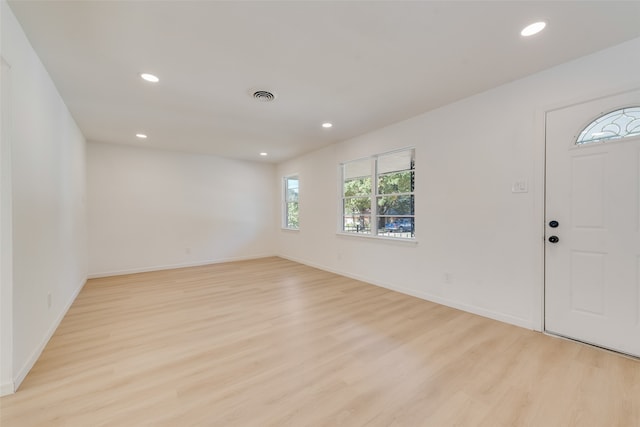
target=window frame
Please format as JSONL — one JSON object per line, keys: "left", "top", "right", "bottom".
{"left": 339, "top": 148, "right": 415, "bottom": 240}
{"left": 283, "top": 174, "right": 299, "bottom": 230}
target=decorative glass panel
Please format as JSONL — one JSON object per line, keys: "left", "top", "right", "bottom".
{"left": 576, "top": 106, "right": 640, "bottom": 145}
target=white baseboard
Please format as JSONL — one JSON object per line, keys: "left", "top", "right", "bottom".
{"left": 278, "top": 254, "right": 533, "bottom": 330}
{"left": 87, "top": 253, "right": 276, "bottom": 279}
{"left": 13, "top": 277, "right": 87, "bottom": 392}
{"left": 0, "top": 380, "right": 15, "bottom": 396}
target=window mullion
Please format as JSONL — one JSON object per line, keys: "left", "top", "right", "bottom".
{"left": 371, "top": 157, "right": 378, "bottom": 236}
{"left": 283, "top": 177, "right": 287, "bottom": 227}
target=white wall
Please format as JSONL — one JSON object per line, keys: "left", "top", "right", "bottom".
{"left": 87, "top": 142, "right": 276, "bottom": 277}
{"left": 1, "top": 0, "right": 88, "bottom": 394}
{"left": 1, "top": 11, "right": 14, "bottom": 395}
{"left": 277, "top": 37, "right": 640, "bottom": 331}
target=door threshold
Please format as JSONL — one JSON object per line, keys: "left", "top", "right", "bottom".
{"left": 543, "top": 331, "right": 639, "bottom": 361}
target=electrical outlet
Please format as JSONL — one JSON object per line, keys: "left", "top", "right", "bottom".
{"left": 186, "top": 247, "right": 191, "bottom": 254}
{"left": 47, "top": 292, "right": 52, "bottom": 309}
{"left": 511, "top": 180, "right": 528, "bottom": 193}
{"left": 444, "top": 273, "right": 452, "bottom": 284}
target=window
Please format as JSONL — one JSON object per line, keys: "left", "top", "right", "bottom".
{"left": 576, "top": 106, "right": 640, "bottom": 145}
{"left": 283, "top": 175, "right": 299, "bottom": 229}
{"left": 341, "top": 148, "right": 415, "bottom": 239}
{"left": 343, "top": 159, "right": 372, "bottom": 234}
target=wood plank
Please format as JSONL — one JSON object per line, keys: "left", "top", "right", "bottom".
{"left": 1, "top": 257, "right": 638, "bottom": 426}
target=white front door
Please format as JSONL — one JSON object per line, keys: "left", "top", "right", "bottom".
{"left": 545, "top": 89, "right": 640, "bottom": 357}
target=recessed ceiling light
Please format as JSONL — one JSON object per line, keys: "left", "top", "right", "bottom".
{"left": 259, "top": 152, "right": 268, "bottom": 156}
{"left": 140, "top": 73, "right": 159, "bottom": 83}
{"left": 521, "top": 21, "right": 546, "bottom": 37}
{"left": 136, "top": 133, "right": 147, "bottom": 139}
{"left": 322, "top": 122, "right": 333, "bottom": 128}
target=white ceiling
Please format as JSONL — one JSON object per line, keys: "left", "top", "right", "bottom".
{"left": 7, "top": 1, "right": 640, "bottom": 163}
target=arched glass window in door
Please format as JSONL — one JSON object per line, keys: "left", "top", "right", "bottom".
{"left": 576, "top": 106, "right": 640, "bottom": 145}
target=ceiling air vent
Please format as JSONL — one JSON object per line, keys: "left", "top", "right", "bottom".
{"left": 253, "top": 90, "right": 276, "bottom": 102}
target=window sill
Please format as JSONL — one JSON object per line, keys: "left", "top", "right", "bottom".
{"left": 336, "top": 231, "right": 418, "bottom": 245}
{"left": 281, "top": 227, "right": 300, "bottom": 232}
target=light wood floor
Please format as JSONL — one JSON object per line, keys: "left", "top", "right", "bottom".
{"left": 1, "top": 257, "right": 638, "bottom": 426}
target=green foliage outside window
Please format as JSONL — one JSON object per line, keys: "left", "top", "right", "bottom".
{"left": 285, "top": 176, "right": 299, "bottom": 229}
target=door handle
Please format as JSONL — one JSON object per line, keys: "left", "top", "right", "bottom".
{"left": 548, "top": 236, "right": 559, "bottom": 243}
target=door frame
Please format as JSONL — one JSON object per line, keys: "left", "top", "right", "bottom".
{"left": 538, "top": 85, "right": 640, "bottom": 334}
